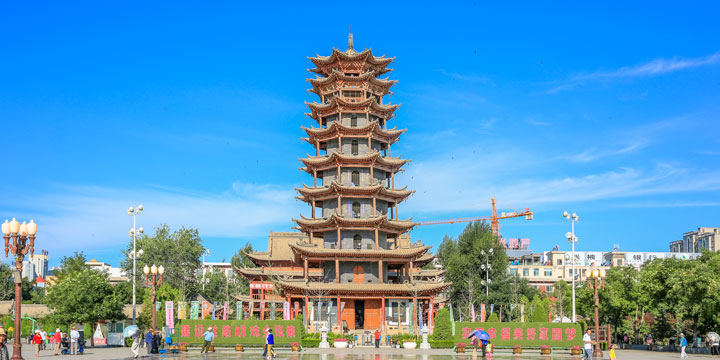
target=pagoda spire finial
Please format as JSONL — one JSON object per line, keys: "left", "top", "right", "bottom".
{"left": 347, "top": 26, "right": 354, "bottom": 53}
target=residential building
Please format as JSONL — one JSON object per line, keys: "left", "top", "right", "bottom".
{"left": 21, "top": 250, "right": 49, "bottom": 280}
{"left": 236, "top": 35, "right": 449, "bottom": 333}
{"left": 670, "top": 227, "right": 719, "bottom": 253}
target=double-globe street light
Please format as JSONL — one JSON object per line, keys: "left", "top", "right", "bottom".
{"left": 563, "top": 211, "right": 579, "bottom": 323}
{"left": 127, "top": 205, "right": 143, "bottom": 325}
{"left": 144, "top": 264, "right": 164, "bottom": 330}
{"left": 2, "top": 218, "right": 38, "bottom": 360}
{"left": 585, "top": 268, "right": 605, "bottom": 358}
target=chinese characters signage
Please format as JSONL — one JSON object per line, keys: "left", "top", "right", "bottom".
{"left": 456, "top": 322, "right": 582, "bottom": 347}
{"left": 176, "top": 319, "right": 302, "bottom": 345}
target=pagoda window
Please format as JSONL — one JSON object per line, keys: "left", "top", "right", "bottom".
{"left": 352, "top": 203, "right": 361, "bottom": 218}
{"left": 390, "top": 301, "right": 407, "bottom": 324}
{"left": 350, "top": 114, "right": 358, "bottom": 127}
{"left": 351, "top": 140, "right": 359, "bottom": 155}
{"left": 353, "top": 234, "right": 362, "bottom": 249}
{"left": 351, "top": 171, "right": 360, "bottom": 186}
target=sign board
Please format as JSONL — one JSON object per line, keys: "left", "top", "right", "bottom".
{"left": 455, "top": 322, "right": 583, "bottom": 347}
{"left": 175, "top": 319, "right": 302, "bottom": 345}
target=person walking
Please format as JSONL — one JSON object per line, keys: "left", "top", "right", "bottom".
{"left": 70, "top": 326, "right": 80, "bottom": 355}
{"left": 40, "top": 328, "right": 47, "bottom": 350}
{"left": 709, "top": 332, "right": 720, "bottom": 358}
{"left": 0, "top": 326, "right": 10, "bottom": 360}
{"left": 265, "top": 328, "right": 276, "bottom": 359}
{"left": 130, "top": 330, "right": 141, "bottom": 359}
{"left": 144, "top": 329, "right": 154, "bottom": 355}
{"left": 583, "top": 329, "right": 595, "bottom": 359}
{"left": 32, "top": 329, "right": 42, "bottom": 357}
{"left": 200, "top": 326, "right": 214, "bottom": 354}
{"left": 53, "top": 328, "right": 62, "bottom": 356}
{"left": 374, "top": 329, "right": 381, "bottom": 348}
{"left": 609, "top": 344, "right": 617, "bottom": 359}
{"left": 680, "top": 333, "right": 688, "bottom": 359}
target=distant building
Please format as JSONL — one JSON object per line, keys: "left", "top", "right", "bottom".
{"left": 507, "top": 249, "right": 699, "bottom": 292}
{"left": 21, "top": 250, "right": 49, "bottom": 280}
{"left": 86, "top": 259, "right": 129, "bottom": 284}
{"left": 670, "top": 227, "right": 719, "bottom": 253}
{"left": 200, "top": 262, "right": 235, "bottom": 279}
{"left": 503, "top": 238, "right": 530, "bottom": 250}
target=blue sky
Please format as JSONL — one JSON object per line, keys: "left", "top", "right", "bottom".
{"left": 1, "top": 2, "right": 719, "bottom": 267}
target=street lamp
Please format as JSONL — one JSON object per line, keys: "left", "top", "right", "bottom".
{"left": 128, "top": 204, "right": 144, "bottom": 325}
{"left": 480, "top": 248, "right": 494, "bottom": 297}
{"left": 144, "top": 264, "right": 164, "bottom": 330}
{"left": 202, "top": 249, "right": 210, "bottom": 291}
{"left": 563, "top": 211, "right": 579, "bottom": 323}
{"left": 2, "top": 218, "right": 38, "bottom": 360}
{"left": 585, "top": 268, "right": 605, "bottom": 358}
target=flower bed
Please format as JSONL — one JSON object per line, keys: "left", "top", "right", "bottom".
{"left": 455, "top": 342, "right": 467, "bottom": 353}
{"left": 540, "top": 345, "right": 552, "bottom": 354}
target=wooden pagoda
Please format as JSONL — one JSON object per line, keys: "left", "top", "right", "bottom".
{"left": 236, "top": 34, "right": 449, "bottom": 334}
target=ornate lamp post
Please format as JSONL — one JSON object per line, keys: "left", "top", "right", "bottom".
{"left": 127, "top": 204, "right": 143, "bottom": 325}
{"left": 2, "top": 218, "right": 38, "bottom": 360}
{"left": 144, "top": 264, "right": 164, "bottom": 330}
{"left": 563, "top": 211, "right": 579, "bottom": 323}
{"left": 480, "top": 248, "right": 493, "bottom": 297}
{"left": 585, "top": 268, "right": 605, "bottom": 358}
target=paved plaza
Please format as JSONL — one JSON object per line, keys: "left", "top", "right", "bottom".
{"left": 7, "top": 344, "right": 719, "bottom": 360}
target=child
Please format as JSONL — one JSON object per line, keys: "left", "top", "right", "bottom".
{"left": 609, "top": 343, "right": 617, "bottom": 359}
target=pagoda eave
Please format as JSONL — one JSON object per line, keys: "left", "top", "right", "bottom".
{"left": 276, "top": 280, "right": 450, "bottom": 297}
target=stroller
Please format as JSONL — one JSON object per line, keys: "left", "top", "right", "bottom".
{"left": 61, "top": 336, "right": 85, "bottom": 355}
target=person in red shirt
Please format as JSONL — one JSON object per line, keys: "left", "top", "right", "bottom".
{"left": 374, "top": 329, "right": 381, "bottom": 348}
{"left": 53, "top": 329, "right": 62, "bottom": 356}
{"left": 32, "top": 330, "right": 42, "bottom": 357}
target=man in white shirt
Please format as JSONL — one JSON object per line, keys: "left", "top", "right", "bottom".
{"left": 70, "top": 326, "right": 80, "bottom": 355}
{"left": 40, "top": 328, "right": 47, "bottom": 350}
{"left": 583, "top": 329, "right": 594, "bottom": 359}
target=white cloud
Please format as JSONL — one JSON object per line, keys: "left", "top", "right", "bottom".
{"left": 0, "top": 182, "right": 304, "bottom": 255}
{"left": 561, "top": 141, "right": 648, "bottom": 163}
{"left": 547, "top": 52, "right": 720, "bottom": 93}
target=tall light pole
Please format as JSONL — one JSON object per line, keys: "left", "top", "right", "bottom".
{"left": 563, "top": 211, "right": 578, "bottom": 323}
{"left": 128, "top": 204, "right": 143, "bottom": 325}
{"left": 2, "top": 218, "right": 38, "bottom": 360}
{"left": 480, "top": 248, "right": 493, "bottom": 297}
{"left": 585, "top": 268, "right": 605, "bottom": 358}
{"left": 144, "top": 264, "right": 164, "bottom": 330}
{"left": 202, "top": 249, "right": 210, "bottom": 291}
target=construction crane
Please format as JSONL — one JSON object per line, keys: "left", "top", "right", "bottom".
{"left": 415, "top": 198, "right": 534, "bottom": 239}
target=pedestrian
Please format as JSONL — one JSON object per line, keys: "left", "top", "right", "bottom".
{"left": 130, "top": 330, "right": 141, "bottom": 359}
{"left": 145, "top": 329, "right": 154, "bottom": 355}
{"left": 0, "top": 326, "right": 9, "bottom": 360}
{"left": 709, "top": 332, "right": 720, "bottom": 358}
{"left": 680, "top": 333, "right": 688, "bottom": 359}
{"left": 583, "top": 329, "right": 595, "bottom": 359}
{"left": 53, "top": 328, "right": 62, "bottom": 356}
{"left": 374, "top": 329, "right": 380, "bottom": 348}
{"left": 467, "top": 329, "right": 489, "bottom": 358}
{"left": 40, "top": 328, "right": 47, "bottom": 350}
{"left": 70, "top": 326, "right": 80, "bottom": 355}
{"left": 609, "top": 344, "right": 617, "bottom": 359}
{"left": 32, "top": 329, "right": 42, "bottom": 357}
{"left": 200, "top": 326, "right": 214, "bottom": 354}
{"left": 647, "top": 333, "right": 654, "bottom": 351}
{"left": 265, "top": 328, "right": 276, "bottom": 359}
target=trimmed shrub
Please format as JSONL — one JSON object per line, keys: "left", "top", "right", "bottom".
{"left": 433, "top": 308, "right": 452, "bottom": 340}
{"left": 429, "top": 339, "right": 455, "bottom": 348}
{"left": 486, "top": 313, "right": 499, "bottom": 322}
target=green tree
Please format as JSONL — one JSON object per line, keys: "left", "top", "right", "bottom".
{"left": 530, "top": 294, "right": 550, "bottom": 322}
{"left": 45, "top": 269, "right": 125, "bottom": 347}
{"left": 0, "top": 263, "right": 14, "bottom": 300}
{"left": 230, "top": 242, "right": 256, "bottom": 296}
{"left": 432, "top": 308, "right": 452, "bottom": 340}
{"left": 201, "top": 269, "right": 239, "bottom": 304}
{"left": 138, "top": 284, "right": 180, "bottom": 330}
{"left": 551, "top": 280, "right": 572, "bottom": 320}
{"left": 121, "top": 225, "right": 205, "bottom": 300}
{"left": 486, "top": 312, "right": 499, "bottom": 322}
{"left": 53, "top": 251, "right": 90, "bottom": 282}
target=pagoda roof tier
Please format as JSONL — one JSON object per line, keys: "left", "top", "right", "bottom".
{"left": 276, "top": 280, "right": 450, "bottom": 297}
{"left": 301, "top": 120, "right": 406, "bottom": 145}
{"left": 411, "top": 269, "right": 447, "bottom": 278}
{"left": 234, "top": 265, "right": 323, "bottom": 280}
{"left": 288, "top": 241, "right": 430, "bottom": 259}
{"left": 308, "top": 70, "right": 396, "bottom": 96}
{"left": 308, "top": 48, "right": 394, "bottom": 77}
{"left": 305, "top": 97, "right": 399, "bottom": 123}
{"left": 293, "top": 214, "right": 416, "bottom": 234}
{"left": 299, "top": 151, "right": 410, "bottom": 174}
{"left": 413, "top": 253, "right": 436, "bottom": 267}
{"left": 295, "top": 181, "right": 413, "bottom": 204}
{"left": 245, "top": 251, "right": 296, "bottom": 267}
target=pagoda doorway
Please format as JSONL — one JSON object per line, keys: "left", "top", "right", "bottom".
{"left": 354, "top": 300, "right": 365, "bottom": 329}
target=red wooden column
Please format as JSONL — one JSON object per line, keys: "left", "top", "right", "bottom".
{"left": 429, "top": 297, "right": 435, "bottom": 331}
{"left": 337, "top": 296, "right": 342, "bottom": 330}
{"left": 372, "top": 197, "right": 377, "bottom": 216}
{"left": 311, "top": 200, "right": 316, "bottom": 218}
{"left": 304, "top": 296, "right": 309, "bottom": 329}
{"left": 313, "top": 170, "right": 317, "bottom": 187}
{"left": 394, "top": 204, "right": 398, "bottom": 220}
{"left": 378, "top": 260, "right": 383, "bottom": 283}
{"left": 375, "top": 228, "right": 379, "bottom": 250}
{"left": 316, "top": 140, "right": 320, "bottom": 156}
{"left": 337, "top": 228, "right": 342, "bottom": 249}
{"left": 335, "top": 258, "right": 340, "bottom": 283}
{"left": 304, "top": 257, "right": 308, "bottom": 282}
{"left": 413, "top": 297, "right": 418, "bottom": 333}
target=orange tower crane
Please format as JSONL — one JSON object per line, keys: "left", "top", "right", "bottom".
{"left": 415, "top": 198, "right": 534, "bottom": 239}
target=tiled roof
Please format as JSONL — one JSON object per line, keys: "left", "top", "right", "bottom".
{"left": 276, "top": 280, "right": 450, "bottom": 296}
{"left": 289, "top": 241, "right": 430, "bottom": 259}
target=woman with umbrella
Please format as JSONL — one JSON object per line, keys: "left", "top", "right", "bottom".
{"left": 708, "top": 332, "right": 720, "bottom": 357}
{"left": 468, "top": 329, "right": 490, "bottom": 358}
{"left": 123, "top": 325, "right": 140, "bottom": 359}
